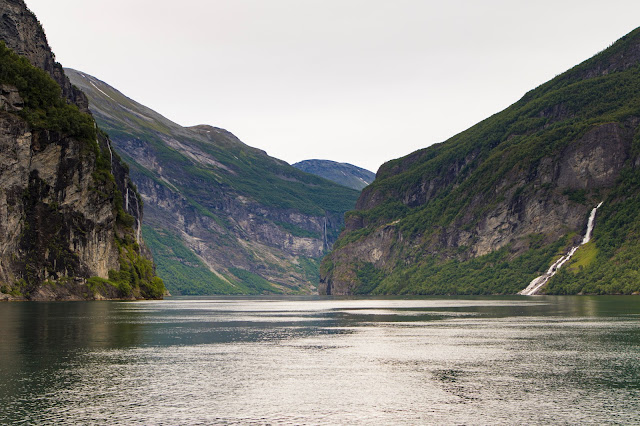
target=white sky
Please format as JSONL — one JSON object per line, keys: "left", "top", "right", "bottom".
{"left": 24, "top": 0, "right": 640, "bottom": 172}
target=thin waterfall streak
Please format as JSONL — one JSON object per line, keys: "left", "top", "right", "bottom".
{"left": 107, "top": 140, "right": 113, "bottom": 175}
{"left": 134, "top": 195, "right": 141, "bottom": 244}
{"left": 323, "top": 216, "right": 328, "bottom": 250}
{"left": 125, "top": 185, "right": 129, "bottom": 213}
{"left": 519, "top": 202, "right": 603, "bottom": 296}
{"left": 96, "top": 122, "right": 114, "bottom": 175}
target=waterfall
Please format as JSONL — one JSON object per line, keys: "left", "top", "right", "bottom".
{"left": 519, "top": 202, "right": 603, "bottom": 296}
{"left": 323, "top": 215, "right": 328, "bottom": 250}
{"left": 125, "top": 185, "right": 129, "bottom": 213}
{"left": 134, "top": 195, "right": 141, "bottom": 244}
{"left": 582, "top": 201, "right": 603, "bottom": 245}
{"left": 95, "top": 122, "right": 113, "bottom": 174}
{"left": 106, "top": 139, "right": 114, "bottom": 175}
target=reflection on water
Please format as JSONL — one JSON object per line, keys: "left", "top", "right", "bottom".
{"left": 1, "top": 296, "right": 639, "bottom": 424}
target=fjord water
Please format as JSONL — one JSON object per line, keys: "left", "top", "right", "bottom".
{"left": 1, "top": 297, "right": 639, "bottom": 425}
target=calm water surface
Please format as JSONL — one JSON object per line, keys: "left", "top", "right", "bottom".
{"left": 1, "top": 296, "right": 639, "bottom": 424}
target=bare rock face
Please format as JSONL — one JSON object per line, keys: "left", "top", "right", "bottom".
{"left": 0, "top": 84, "right": 23, "bottom": 112}
{"left": 556, "top": 123, "right": 632, "bottom": 189}
{"left": 0, "top": 104, "right": 120, "bottom": 290}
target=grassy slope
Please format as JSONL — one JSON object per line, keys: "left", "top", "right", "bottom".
{"left": 328, "top": 28, "right": 640, "bottom": 295}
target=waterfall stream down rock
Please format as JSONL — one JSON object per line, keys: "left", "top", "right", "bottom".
{"left": 519, "top": 202, "right": 603, "bottom": 295}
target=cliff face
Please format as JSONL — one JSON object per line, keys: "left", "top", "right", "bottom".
{"left": 67, "top": 70, "right": 359, "bottom": 295}
{"left": 321, "top": 27, "right": 640, "bottom": 296}
{"left": 0, "top": 0, "right": 163, "bottom": 300}
{"left": 0, "top": 0, "right": 88, "bottom": 111}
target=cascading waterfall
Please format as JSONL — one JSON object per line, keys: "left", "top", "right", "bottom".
{"left": 519, "top": 202, "right": 603, "bottom": 296}
{"left": 125, "top": 185, "right": 129, "bottom": 213}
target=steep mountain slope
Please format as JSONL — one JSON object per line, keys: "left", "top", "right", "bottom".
{"left": 0, "top": 0, "right": 163, "bottom": 300}
{"left": 67, "top": 69, "right": 360, "bottom": 295}
{"left": 293, "top": 160, "right": 375, "bottom": 190}
{"left": 321, "top": 27, "right": 640, "bottom": 296}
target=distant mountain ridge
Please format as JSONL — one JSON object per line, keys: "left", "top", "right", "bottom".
{"left": 67, "top": 69, "right": 359, "bottom": 295}
{"left": 321, "top": 26, "right": 640, "bottom": 296}
{"left": 293, "top": 160, "right": 375, "bottom": 190}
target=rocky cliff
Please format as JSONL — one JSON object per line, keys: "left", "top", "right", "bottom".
{"left": 293, "top": 160, "right": 376, "bottom": 190}
{"left": 321, "top": 27, "right": 640, "bottom": 296}
{"left": 1, "top": 0, "right": 87, "bottom": 111}
{"left": 0, "top": 0, "right": 163, "bottom": 300}
{"left": 66, "top": 70, "right": 359, "bottom": 295}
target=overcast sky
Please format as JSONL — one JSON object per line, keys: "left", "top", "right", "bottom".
{"left": 24, "top": 0, "right": 640, "bottom": 172}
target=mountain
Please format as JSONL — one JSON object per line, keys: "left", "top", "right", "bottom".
{"left": 320, "top": 27, "right": 640, "bottom": 296}
{"left": 66, "top": 70, "right": 360, "bottom": 295}
{"left": 0, "top": 0, "right": 163, "bottom": 300}
{"left": 292, "top": 160, "right": 375, "bottom": 190}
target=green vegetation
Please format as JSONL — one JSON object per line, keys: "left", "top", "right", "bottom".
{"left": 229, "top": 268, "right": 283, "bottom": 294}
{"left": 295, "top": 257, "right": 321, "bottom": 287}
{"left": 97, "top": 209, "right": 166, "bottom": 299}
{"left": 567, "top": 241, "right": 597, "bottom": 272}
{"left": 274, "top": 220, "right": 321, "bottom": 239}
{"left": 135, "top": 226, "right": 292, "bottom": 295}
{"left": 564, "top": 188, "right": 588, "bottom": 205}
{"left": 354, "top": 263, "right": 385, "bottom": 294}
{"left": 142, "top": 226, "right": 240, "bottom": 295}
{"left": 352, "top": 238, "right": 566, "bottom": 295}
{"left": 82, "top": 80, "right": 360, "bottom": 216}
{"left": 86, "top": 277, "right": 109, "bottom": 294}
{"left": 326, "top": 27, "right": 640, "bottom": 295}
{"left": 0, "top": 42, "right": 95, "bottom": 145}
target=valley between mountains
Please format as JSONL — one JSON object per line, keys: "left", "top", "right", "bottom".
{"left": 4, "top": 0, "right": 639, "bottom": 298}
{"left": 69, "top": 26, "right": 640, "bottom": 297}
{"left": 67, "top": 69, "right": 359, "bottom": 295}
